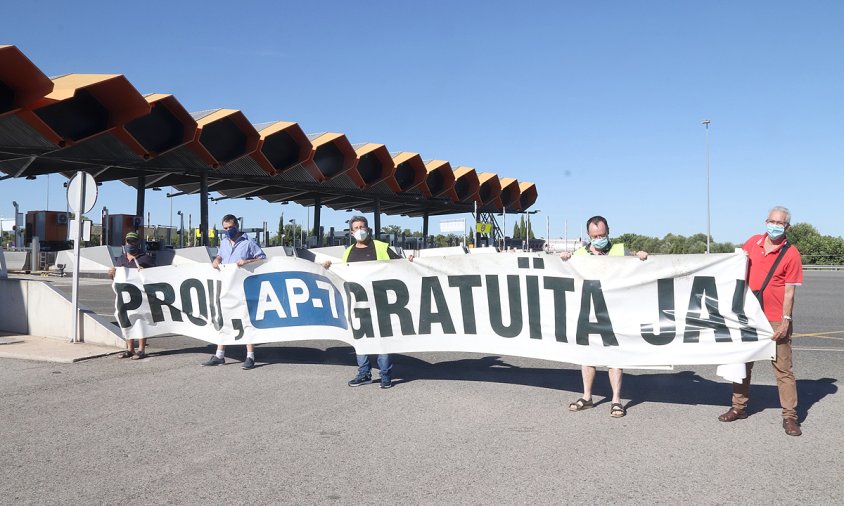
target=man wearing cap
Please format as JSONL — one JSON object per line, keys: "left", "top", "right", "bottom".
{"left": 559, "top": 215, "right": 648, "bottom": 418}
{"left": 109, "top": 232, "right": 156, "bottom": 360}
{"left": 718, "top": 206, "right": 804, "bottom": 436}
{"left": 322, "top": 215, "right": 412, "bottom": 389}
{"left": 201, "top": 214, "right": 267, "bottom": 370}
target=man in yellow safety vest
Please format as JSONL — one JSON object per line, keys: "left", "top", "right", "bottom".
{"left": 559, "top": 215, "right": 648, "bottom": 418}
{"left": 323, "top": 215, "right": 413, "bottom": 389}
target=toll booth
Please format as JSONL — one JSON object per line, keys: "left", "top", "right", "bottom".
{"left": 24, "top": 211, "right": 71, "bottom": 251}
{"left": 107, "top": 214, "right": 143, "bottom": 246}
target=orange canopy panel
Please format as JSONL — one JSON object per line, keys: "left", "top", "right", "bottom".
{"left": 477, "top": 172, "right": 502, "bottom": 211}
{"left": 452, "top": 166, "right": 481, "bottom": 204}
{"left": 517, "top": 181, "right": 538, "bottom": 211}
{"left": 424, "top": 160, "right": 458, "bottom": 202}
{"left": 351, "top": 143, "right": 394, "bottom": 189}
{"left": 27, "top": 74, "right": 150, "bottom": 147}
{"left": 118, "top": 94, "right": 198, "bottom": 159}
{"left": 301, "top": 132, "right": 357, "bottom": 184}
{"left": 193, "top": 109, "right": 260, "bottom": 168}
{"left": 498, "top": 177, "right": 521, "bottom": 211}
{"left": 0, "top": 45, "right": 53, "bottom": 117}
{"left": 257, "top": 121, "right": 312, "bottom": 173}
{"left": 391, "top": 152, "right": 428, "bottom": 196}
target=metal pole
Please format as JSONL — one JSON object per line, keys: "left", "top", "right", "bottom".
{"left": 200, "top": 168, "right": 209, "bottom": 247}
{"left": 502, "top": 207, "right": 506, "bottom": 250}
{"left": 177, "top": 211, "right": 184, "bottom": 248}
{"left": 474, "top": 201, "right": 480, "bottom": 247}
{"left": 373, "top": 196, "right": 381, "bottom": 240}
{"left": 703, "top": 119, "right": 711, "bottom": 254}
{"left": 70, "top": 172, "right": 85, "bottom": 343}
{"left": 422, "top": 211, "right": 429, "bottom": 249}
{"left": 313, "top": 196, "right": 322, "bottom": 247}
{"left": 169, "top": 194, "right": 173, "bottom": 246}
{"left": 564, "top": 219, "right": 568, "bottom": 253}
{"left": 527, "top": 212, "right": 531, "bottom": 251}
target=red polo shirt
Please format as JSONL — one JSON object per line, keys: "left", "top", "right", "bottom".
{"left": 743, "top": 233, "right": 803, "bottom": 321}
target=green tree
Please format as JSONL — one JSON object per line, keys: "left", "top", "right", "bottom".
{"left": 381, "top": 224, "right": 403, "bottom": 236}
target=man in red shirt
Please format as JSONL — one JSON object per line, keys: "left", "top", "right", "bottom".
{"left": 718, "top": 206, "right": 804, "bottom": 436}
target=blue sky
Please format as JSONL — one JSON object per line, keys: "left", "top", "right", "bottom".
{"left": 2, "top": 1, "right": 842, "bottom": 242}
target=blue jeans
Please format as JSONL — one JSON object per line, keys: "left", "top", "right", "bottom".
{"left": 356, "top": 354, "right": 392, "bottom": 380}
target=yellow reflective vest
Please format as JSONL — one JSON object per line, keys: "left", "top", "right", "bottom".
{"left": 342, "top": 240, "right": 391, "bottom": 262}
{"left": 573, "top": 242, "right": 626, "bottom": 256}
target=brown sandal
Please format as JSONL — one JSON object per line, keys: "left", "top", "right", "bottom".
{"left": 117, "top": 350, "right": 134, "bottom": 359}
{"left": 718, "top": 408, "right": 747, "bottom": 422}
{"left": 568, "top": 398, "right": 594, "bottom": 412}
{"left": 130, "top": 350, "right": 146, "bottom": 360}
{"left": 610, "top": 403, "right": 626, "bottom": 418}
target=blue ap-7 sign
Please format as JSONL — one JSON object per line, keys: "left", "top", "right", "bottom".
{"left": 244, "top": 272, "right": 347, "bottom": 329}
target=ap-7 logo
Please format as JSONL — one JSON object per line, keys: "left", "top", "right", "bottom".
{"left": 244, "top": 272, "right": 347, "bottom": 329}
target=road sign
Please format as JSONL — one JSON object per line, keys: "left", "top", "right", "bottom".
{"left": 66, "top": 172, "right": 97, "bottom": 214}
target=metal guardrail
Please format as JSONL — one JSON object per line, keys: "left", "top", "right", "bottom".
{"left": 803, "top": 264, "right": 844, "bottom": 271}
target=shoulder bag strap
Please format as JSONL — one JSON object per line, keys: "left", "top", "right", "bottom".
{"left": 757, "top": 242, "right": 790, "bottom": 296}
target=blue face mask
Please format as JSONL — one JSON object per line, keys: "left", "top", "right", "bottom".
{"left": 591, "top": 236, "right": 609, "bottom": 251}
{"left": 766, "top": 224, "right": 785, "bottom": 239}
{"left": 123, "top": 244, "right": 140, "bottom": 256}
{"left": 225, "top": 227, "right": 239, "bottom": 240}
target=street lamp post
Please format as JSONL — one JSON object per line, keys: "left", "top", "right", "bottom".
{"left": 525, "top": 210, "right": 540, "bottom": 251}
{"left": 703, "top": 119, "right": 711, "bottom": 254}
{"left": 176, "top": 211, "right": 184, "bottom": 248}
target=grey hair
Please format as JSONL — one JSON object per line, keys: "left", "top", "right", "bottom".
{"left": 348, "top": 215, "right": 369, "bottom": 229}
{"left": 768, "top": 206, "right": 791, "bottom": 224}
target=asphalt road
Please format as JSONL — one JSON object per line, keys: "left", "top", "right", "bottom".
{"left": 1, "top": 271, "right": 842, "bottom": 504}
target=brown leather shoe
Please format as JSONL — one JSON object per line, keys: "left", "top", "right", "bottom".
{"left": 783, "top": 418, "right": 802, "bottom": 436}
{"left": 718, "top": 408, "right": 748, "bottom": 422}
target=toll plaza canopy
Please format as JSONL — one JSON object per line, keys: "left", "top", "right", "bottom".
{"left": 0, "top": 45, "right": 538, "bottom": 229}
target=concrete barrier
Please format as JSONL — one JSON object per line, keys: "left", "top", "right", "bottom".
{"left": 0, "top": 278, "right": 123, "bottom": 347}
{"left": 54, "top": 246, "right": 116, "bottom": 274}
{"left": 3, "top": 251, "right": 29, "bottom": 271}
{"left": 263, "top": 246, "right": 297, "bottom": 259}
{"left": 171, "top": 247, "right": 213, "bottom": 265}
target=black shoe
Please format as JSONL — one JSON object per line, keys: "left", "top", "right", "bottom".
{"left": 201, "top": 355, "right": 225, "bottom": 366}
{"left": 348, "top": 374, "right": 372, "bottom": 387}
{"left": 242, "top": 357, "right": 255, "bottom": 370}
{"left": 379, "top": 377, "right": 393, "bottom": 389}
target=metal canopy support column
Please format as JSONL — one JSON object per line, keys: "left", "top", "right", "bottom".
{"left": 373, "top": 195, "right": 381, "bottom": 240}
{"left": 200, "top": 168, "right": 209, "bottom": 247}
{"left": 135, "top": 175, "right": 145, "bottom": 248}
{"left": 474, "top": 201, "right": 481, "bottom": 248}
{"left": 422, "top": 211, "right": 429, "bottom": 249}
{"left": 313, "top": 196, "right": 322, "bottom": 247}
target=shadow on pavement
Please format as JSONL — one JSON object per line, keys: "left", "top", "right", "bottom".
{"left": 149, "top": 342, "right": 840, "bottom": 422}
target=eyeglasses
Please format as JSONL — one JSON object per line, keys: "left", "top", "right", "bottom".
{"left": 766, "top": 220, "right": 788, "bottom": 226}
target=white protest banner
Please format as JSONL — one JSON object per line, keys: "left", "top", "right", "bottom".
{"left": 113, "top": 252, "right": 775, "bottom": 367}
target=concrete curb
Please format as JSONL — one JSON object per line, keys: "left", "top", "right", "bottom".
{"left": 0, "top": 334, "right": 119, "bottom": 363}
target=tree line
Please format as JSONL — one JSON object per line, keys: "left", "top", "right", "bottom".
{"left": 615, "top": 223, "right": 844, "bottom": 265}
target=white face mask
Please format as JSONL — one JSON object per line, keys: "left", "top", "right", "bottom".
{"left": 353, "top": 229, "right": 369, "bottom": 242}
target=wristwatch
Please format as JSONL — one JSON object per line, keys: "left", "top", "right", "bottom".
{"left": 782, "top": 315, "right": 793, "bottom": 321}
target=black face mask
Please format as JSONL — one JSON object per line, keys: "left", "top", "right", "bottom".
{"left": 123, "top": 244, "right": 141, "bottom": 256}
